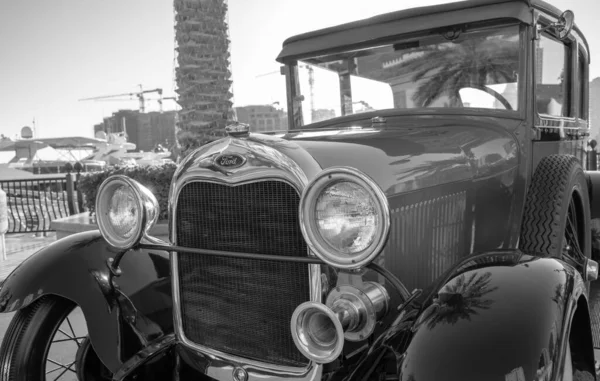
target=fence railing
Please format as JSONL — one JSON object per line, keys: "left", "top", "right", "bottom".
{"left": 0, "top": 172, "right": 83, "bottom": 234}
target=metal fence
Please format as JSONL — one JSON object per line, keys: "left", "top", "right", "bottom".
{"left": 0, "top": 173, "right": 83, "bottom": 234}
{"left": 590, "top": 149, "right": 600, "bottom": 171}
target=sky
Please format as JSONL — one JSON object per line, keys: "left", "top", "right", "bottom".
{"left": 0, "top": 0, "right": 599, "bottom": 139}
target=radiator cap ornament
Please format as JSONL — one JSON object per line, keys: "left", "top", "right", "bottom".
{"left": 225, "top": 121, "right": 250, "bottom": 137}
{"left": 233, "top": 367, "right": 248, "bottom": 381}
{"left": 215, "top": 153, "right": 246, "bottom": 169}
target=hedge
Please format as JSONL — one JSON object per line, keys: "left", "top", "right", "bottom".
{"left": 77, "top": 163, "right": 177, "bottom": 221}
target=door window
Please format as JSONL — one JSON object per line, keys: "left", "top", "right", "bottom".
{"left": 535, "top": 34, "right": 570, "bottom": 117}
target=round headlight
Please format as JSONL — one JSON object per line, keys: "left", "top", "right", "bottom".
{"left": 300, "top": 167, "right": 390, "bottom": 269}
{"left": 96, "top": 175, "right": 159, "bottom": 249}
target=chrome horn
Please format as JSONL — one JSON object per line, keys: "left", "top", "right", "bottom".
{"left": 290, "top": 282, "right": 389, "bottom": 363}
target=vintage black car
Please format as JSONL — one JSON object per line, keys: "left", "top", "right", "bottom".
{"left": 1, "top": 0, "right": 599, "bottom": 380}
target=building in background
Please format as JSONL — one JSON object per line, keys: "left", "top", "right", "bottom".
{"left": 94, "top": 110, "right": 176, "bottom": 152}
{"left": 535, "top": 40, "right": 544, "bottom": 84}
{"left": 234, "top": 105, "right": 288, "bottom": 133}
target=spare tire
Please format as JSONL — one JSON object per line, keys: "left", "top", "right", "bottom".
{"left": 519, "top": 154, "right": 591, "bottom": 261}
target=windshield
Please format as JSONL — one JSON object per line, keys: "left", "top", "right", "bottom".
{"left": 291, "top": 23, "right": 522, "bottom": 126}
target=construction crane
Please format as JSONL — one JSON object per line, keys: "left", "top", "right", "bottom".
{"left": 79, "top": 85, "right": 164, "bottom": 113}
{"left": 89, "top": 95, "right": 178, "bottom": 112}
{"left": 146, "top": 96, "right": 179, "bottom": 111}
{"left": 255, "top": 70, "right": 280, "bottom": 79}
{"left": 256, "top": 66, "right": 316, "bottom": 119}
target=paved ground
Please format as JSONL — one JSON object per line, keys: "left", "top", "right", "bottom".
{"left": 0, "top": 232, "right": 58, "bottom": 341}
{"left": 0, "top": 233, "right": 86, "bottom": 380}
{"left": 0, "top": 312, "right": 14, "bottom": 342}
{"left": 0, "top": 232, "right": 58, "bottom": 342}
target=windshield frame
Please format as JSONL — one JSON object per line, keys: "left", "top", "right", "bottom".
{"left": 284, "top": 20, "right": 529, "bottom": 130}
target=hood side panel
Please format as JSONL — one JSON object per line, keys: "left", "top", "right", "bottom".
{"left": 287, "top": 117, "right": 522, "bottom": 290}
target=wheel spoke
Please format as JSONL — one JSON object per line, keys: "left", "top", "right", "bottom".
{"left": 568, "top": 206, "right": 579, "bottom": 244}
{"left": 46, "top": 359, "right": 76, "bottom": 374}
{"left": 45, "top": 311, "right": 87, "bottom": 380}
{"left": 46, "top": 360, "right": 76, "bottom": 375}
{"left": 566, "top": 225, "right": 580, "bottom": 255}
{"left": 571, "top": 201, "right": 579, "bottom": 235}
{"left": 564, "top": 198, "right": 585, "bottom": 261}
{"left": 52, "top": 336, "right": 87, "bottom": 344}
{"left": 65, "top": 317, "right": 80, "bottom": 348}
{"left": 569, "top": 218, "right": 583, "bottom": 258}
{"left": 50, "top": 361, "right": 76, "bottom": 381}
{"left": 46, "top": 366, "right": 64, "bottom": 375}
{"left": 57, "top": 328, "right": 75, "bottom": 340}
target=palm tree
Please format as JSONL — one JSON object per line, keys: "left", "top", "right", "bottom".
{"left": 367, "top": 32, "right": 520, "bottom": 107}
{"left": 174, "top": 0, "right": 235, "bottom": 160}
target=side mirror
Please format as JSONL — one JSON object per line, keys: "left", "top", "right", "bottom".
{"left": 536, "top": 10, "right": 575, "bottom": 40}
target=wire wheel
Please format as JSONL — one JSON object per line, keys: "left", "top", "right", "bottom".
{"left": 563, "top": 192, "right": 588, "bottom": 264}
{"left": 44, "top": 306, "right": 86, "bottom": 380}
{"left": 0, "top": 296, "right": 110, "bottom": 381}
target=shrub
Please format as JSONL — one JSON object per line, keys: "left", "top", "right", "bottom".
{"left": 77, "top": 163, "right": 177, "bottom": 221}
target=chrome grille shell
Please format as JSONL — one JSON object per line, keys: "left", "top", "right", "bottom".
{"left": 169, "top": 135, "right": 323, "bottom": 380}
{"left": 176, "top": 180, "right": 310, "bottom": 367}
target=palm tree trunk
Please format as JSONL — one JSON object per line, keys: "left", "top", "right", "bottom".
{"left": 174, "top": 0, "right": 234, "bottom": 159}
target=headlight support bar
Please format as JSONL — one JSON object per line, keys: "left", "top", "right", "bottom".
{"left": 137, "top": 243, "right": 411, "bottom": 300}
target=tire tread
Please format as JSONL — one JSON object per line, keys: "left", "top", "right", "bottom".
{"left": 520, "top": 155, "right": 582, "bottom": 257}
{"left": 0, "top": 296, "right": 73, "bottom": 380}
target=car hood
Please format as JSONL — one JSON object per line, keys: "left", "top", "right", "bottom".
{"left": 270, "top": 114, "right": 521, "bottom": 195}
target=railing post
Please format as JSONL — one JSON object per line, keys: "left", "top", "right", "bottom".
{"left": 65, "top": 164, "right": 76, "bottom": 215}
{"left": 0, "top": 188, "right": 8, "bottom": 261}
{"left": 588, "top": 140, "right": 598, "bottom": 171}
{"left": 74, "top": 162, "right": 84, "bottom": 213}
{"left": 588, "top": 150, "right": 597, "bottom": 171}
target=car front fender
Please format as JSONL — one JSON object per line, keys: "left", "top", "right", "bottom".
{"left": 397, "top": 254, "right": 585, "bottom": 381}
{"left": 343, "top": 252, "right": 590, "bottom": 381}
{"left": 0, "top": 230, "right": 172, "bottom": 374}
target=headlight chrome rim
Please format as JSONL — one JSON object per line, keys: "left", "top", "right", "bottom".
{"left": 299, "top": 167, "right": 390, "bottom": 270}
{"left": 96, "top": 175, "right": 159, "bottom": 250}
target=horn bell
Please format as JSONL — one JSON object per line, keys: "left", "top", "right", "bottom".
{"left": 290, "top": 301, "right": 345, "bottom": 364}
{"left": 290, "top": 282, "right": 390, "bottom": 364}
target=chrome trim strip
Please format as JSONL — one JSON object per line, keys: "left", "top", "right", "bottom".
{"left": 169, "top": 137, "right": 322, "bottom": 380}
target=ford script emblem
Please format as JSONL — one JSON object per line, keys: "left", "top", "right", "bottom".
{"left": 215, "top": 153, "right": 246, "bottom": 168}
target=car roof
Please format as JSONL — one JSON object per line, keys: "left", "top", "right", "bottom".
{"left": 276, "top": 0, "right": 589, "bottom": 63}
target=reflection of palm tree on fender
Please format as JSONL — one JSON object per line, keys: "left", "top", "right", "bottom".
{"left": 425, "top": 271, "right": 499, "bottom": 329}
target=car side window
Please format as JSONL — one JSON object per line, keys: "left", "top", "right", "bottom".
{"left": 535, "top": 34, "right": 571, "bottom": 117}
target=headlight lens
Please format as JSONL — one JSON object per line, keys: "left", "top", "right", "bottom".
{"left": 108, "top": 185, "right": 139, "bottom": 239}
{"left": 96, "top": 175, "right": 159, "bottom": 249}
{"left": 316, "top": 182, "right": 378, "bottom": 253}
{"left": 300, "top": 167, "right": 389, "bottom": 269}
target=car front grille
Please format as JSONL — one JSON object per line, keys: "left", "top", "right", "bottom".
{"left": 175, "top": 181, "right": 310, "bottom": 367}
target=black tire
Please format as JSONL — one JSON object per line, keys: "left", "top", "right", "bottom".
{"left": 520, "top": 155, "right": 591, "bottom": 261}
{"left": 0, "top": 296, "right": 88, "bottom": 380}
